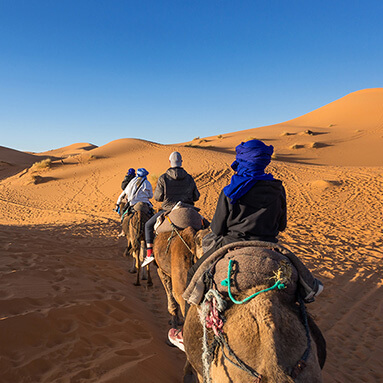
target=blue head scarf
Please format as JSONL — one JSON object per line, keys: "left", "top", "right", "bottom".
{"left": 223, "top": 140, "right": 274, "bottom": 204}
{"left": 128, "top": 168, "right": 136, "bottom": 176}
{"left": 137, "top": 168, "right": 149, "bottom": 178}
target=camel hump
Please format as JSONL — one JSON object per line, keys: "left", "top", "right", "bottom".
{"left": 183, "top": 242, "right": 300, "bottom": 306}
{"left": 133, "top": 202, "right": 151, "bottom": 215}
{"left": 214, "top": 246, "right": 299, "bottom": 303}
{"left": 156, "top": 207, "right": 204, "bottom": 233}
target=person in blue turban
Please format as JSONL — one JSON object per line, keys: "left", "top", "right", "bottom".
{"left": 168, "top": 139, "right": 288, "bottom": 350}
{"left": 121, "top": 168, "right": 136, "bottom": 190}
{"left": 115, "top": 168, "right": 153, "bottom": 236}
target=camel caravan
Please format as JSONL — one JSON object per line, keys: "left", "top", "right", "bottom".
{"left": 115, "top": 142, "right": 326, "bottom": 382}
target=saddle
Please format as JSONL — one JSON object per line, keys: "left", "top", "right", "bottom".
{"left": 121, "top": 202, "right": 153, "bottom": 235}
{"left": 183, "top": 241, "right": 323, "bottom": 306}
{"left": 155, "top": 203, "right": 208, "bottom": 233}
{"left": 132, "top": 201, "right": 153, "bottom": 216}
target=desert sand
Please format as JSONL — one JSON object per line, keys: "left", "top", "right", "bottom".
{"left": 0, "top": 88, "right": 382, "bottom": 382}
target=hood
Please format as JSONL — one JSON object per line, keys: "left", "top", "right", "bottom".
{"left": 166, "top": 167, "right": 188, "bottom": 180}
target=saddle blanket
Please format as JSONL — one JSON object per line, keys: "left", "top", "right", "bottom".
{"left": 183, "top": 241, "right": 322, "bottom": 306}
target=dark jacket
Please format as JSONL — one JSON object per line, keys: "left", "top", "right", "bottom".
{"left": 154, "top": 167, "right": 200, "bottom": 210}
{"left": 211, "top": 180, "right": 287, "bottom": 244}
{"left": 121, "top": 173, "right": 135, "bottom": 190}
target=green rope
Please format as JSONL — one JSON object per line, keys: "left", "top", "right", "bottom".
{"left": 221, "top": 259, "right": 286, "bottom": 305}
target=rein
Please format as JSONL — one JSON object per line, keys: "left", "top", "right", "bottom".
{"left": 200, "top": 289, "right": 262, "bottom": 383}
{"left": 290, "top": 295, "right": 311, "bottom": 379}
{"left": 221, "top": 259, "right": 286, "bottom": 305}
{"left": 165, "top": 216, "right": 193, "bottom": 254}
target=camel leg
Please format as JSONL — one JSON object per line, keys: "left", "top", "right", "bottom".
{"left": 170, "top": 237, "right": 194, "bottom": 318}
{"left": 146, "top": 265, "right": 153, "bottom": 287}
{"left": 128, "top": 257, "right": 137, "bottom": 273}
{"left": 157, "top": 268, "right": 179, "bottom": 326}
{"left": 183, "top": 361, "right": 198, "bottom": 383}
{"left": 133, "top": 251, "right": 141, "bottom": 286}
{"left": 139, "top": 243, "right": 153, "bottom": 287}
{"left": 140, "top": 266, "right": 148, "bottom": 280}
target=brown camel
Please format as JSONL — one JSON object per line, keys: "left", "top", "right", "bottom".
{"left": 122, "top": 202, "right": 153, "bottom": 286}
{"left": 154, "top": 224, "right": 326, "bottom": 381}
{"left": 153, "top": 226, "right": 198, "bottom": 327}
{"left": 182, "top": 244, "right": 325, "bottom": 383}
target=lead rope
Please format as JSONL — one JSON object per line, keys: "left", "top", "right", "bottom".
{"left": 200, "top": 290, "right": 226, "bottom": 383}
{"left": 166, "top": 216, "right": 193, "bottom": 254}
{"left": 200, "top": 290, "right": 262, "bottom": 383}
{"left": 221, "top": 259, "right": 286, "bottom": 305}
{"left": 290, "top": 295, "right": 311, "bottom": 379}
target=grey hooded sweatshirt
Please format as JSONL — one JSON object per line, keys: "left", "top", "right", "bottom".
{"left": 154, "top": 167, "right": 200, "bottom": 210}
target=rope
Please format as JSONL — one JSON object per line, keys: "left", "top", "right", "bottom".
{"left": 199, "top": 289, "right": 263, "bottom": 383}
{"left": 221, "top": 259, "right": 286, "bottom": 304}
{"left": 165, "top": 229, "right": 176, "bottom": 255}
{"left": 166, "top": 216, "right": 193, "bottom": 254}
{"left": 218, "top": 336, "right": 262, "bottom": 382}
{"left": 290, "top": 295, "right": 311, "bottom": 379}
{"left": 200, "top": 289, "right": 227, "bottom": 383}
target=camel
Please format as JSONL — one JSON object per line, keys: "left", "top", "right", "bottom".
{"left": 121, "top": 202, "right": 153, "bottom": 286}
{"left": 153, "top": 226, "right": 198, "bottom": 327}
{"left": 155, "top": 233, "right": 325, "bottom": 382}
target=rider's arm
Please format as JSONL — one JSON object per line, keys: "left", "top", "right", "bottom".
{"left": 116, "top": 189, "right": 126, "bottom": 205}
{"left": 154, "top": 175, "right": 165, "bottom": 202}
{"left": 210, "top": 190, "right": 229, "bottom": 236}
{"left": 192, "top": 178, "right": 200, "bottom": 202}
{"left": 278, "top": 186, "right": 287, "bottom": 232}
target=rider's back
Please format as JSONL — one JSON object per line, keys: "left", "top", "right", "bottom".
{"left": 154, "top": 167, "right": 200, "bottom": 210}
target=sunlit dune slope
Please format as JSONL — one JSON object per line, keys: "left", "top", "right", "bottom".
{"left": 37, "top": 142, "right": 98, "bottom": 158}
{"left": 181, "top": 88, "right": 383, "bottom": 166}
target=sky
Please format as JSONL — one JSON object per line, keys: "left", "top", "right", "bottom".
{"left": 1, "top": 0, "right": 382, "bottom": 152}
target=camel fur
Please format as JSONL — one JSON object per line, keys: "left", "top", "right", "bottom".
{"left": 153, "top": 226, "right": 197, "bottom": 326}
{"left": 122, "top": 202, "right": 153, "bottom": 287}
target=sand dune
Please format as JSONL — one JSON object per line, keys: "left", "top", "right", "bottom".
{"left": 180, "top": 88, "right": 383, "bottom": 166}
{"left": 0, "top": 89, "right": 382, "bottom": 382}
{"left": 38, "top": 143, "right": 98, "bottom": 158}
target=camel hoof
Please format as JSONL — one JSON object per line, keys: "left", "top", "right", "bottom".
{"left": 147, "top": 281, "right": 153, "bottom": 287}
{"left": 133, "top": 282, "right": 140, "bottom": 286}
{"left": 129, "top": 268, "right": 137, "bottom": 274}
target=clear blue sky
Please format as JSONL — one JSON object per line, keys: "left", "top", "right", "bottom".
{"left": 1, "top": 0, "right": 382, "bottom": 152}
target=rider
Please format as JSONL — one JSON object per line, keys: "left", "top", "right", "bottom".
{"left": 114, "top": 168, "right": 136, "bottom": 216}
{"left": 121, "top": 168, "right": 136, "bottom": 190}
{"left": 116, "top": 168, "right": 153, "bottom": 235}
{"left": 142, "top": 151, "right": 200, "bottom": 267}
{"left": 168, "top": 139, "right": 290, "bottom": 351}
